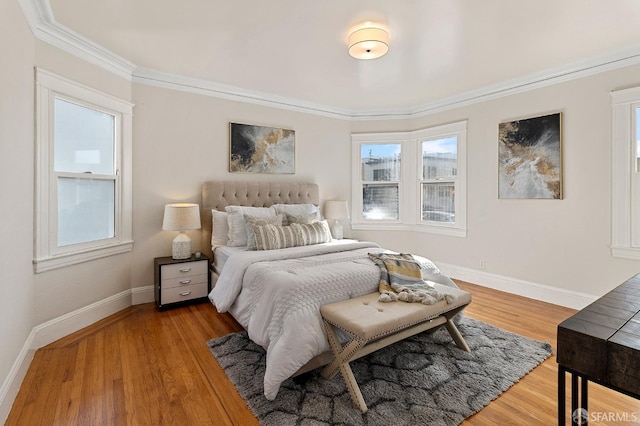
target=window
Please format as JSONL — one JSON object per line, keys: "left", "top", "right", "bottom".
{"left": 34, "top": 68, "right": 133, "bottom": 272}
{"left": 352, "top": 121, "right": 467, "bottom": 237}
{"left": 361, "top": 143, "right": 401, "bottom": 221}
{"left": 611, "top": 86, "right": 640, "bottom": 259}
{"left": 420, "top": 136, "right": 458, "bottom": 224}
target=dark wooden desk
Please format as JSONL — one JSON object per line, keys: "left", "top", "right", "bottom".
{"left": 557, "top": 274, "right": 640, "bottom": 425}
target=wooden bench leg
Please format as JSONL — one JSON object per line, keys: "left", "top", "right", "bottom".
{"left": 321, "top": 320, "right": 369, "bottom": 412}
{"left": 445, "top": 319, "right": 471, "bottom": 352}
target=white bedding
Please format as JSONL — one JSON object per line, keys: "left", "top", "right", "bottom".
{"left": 209, "top": 239, "right": 457, "bottom": 400}
{"left": 211, "top": 245, "right": 244, "bottom": 274}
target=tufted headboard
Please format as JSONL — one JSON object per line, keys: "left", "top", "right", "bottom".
{"left": 200, "top": 181, "right": 320, "bottom": 259}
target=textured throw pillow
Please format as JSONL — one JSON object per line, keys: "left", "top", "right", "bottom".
{"left": 244, "top": 214, "right": 283, "bottom": 250}
{"left": 253, "top": 224, "right": 298, "bottom": 250}
{"left": 225, "top": 206, "right": 276, "bottom": 247}
{"left": 211, "top": 210, "right": 229, "bottom": 246}
{"left": 273, "top": 204, "right": 321, "bottom": 221}
{"left": 284, "top": 212, "right": 318, "bottom": 225}
{"left": 291, "top": 220, "right": 332, "bottom": 246}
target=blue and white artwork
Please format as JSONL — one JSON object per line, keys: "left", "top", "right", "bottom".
{"left": 229, "top": 123, "right": 295, "bottom": 174}
{"left": 498, "top": 113, "right": 562, "bottom": 199}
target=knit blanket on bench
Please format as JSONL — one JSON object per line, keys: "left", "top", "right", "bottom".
{"left": 368, "top": 253, "right": 454, "bottom": 305}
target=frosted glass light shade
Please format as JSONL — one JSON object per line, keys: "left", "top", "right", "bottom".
{"left": 162, "top": 203, "right": 201, "bottom": 259}
{"left": 348, "top": 27, "right": 389, "bottom": 60}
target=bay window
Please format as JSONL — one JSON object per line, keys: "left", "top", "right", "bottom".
{"left": 352, "top": 121, "right": 467, "bottom": 237}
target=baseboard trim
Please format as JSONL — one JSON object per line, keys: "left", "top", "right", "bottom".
{"left": 0, "top": 330, "right": 35, "bottom": 424}
{"left": 31, "top": 289, "right": 132, "bottom": 349}
{"left": 1, "top": 289, "right": 132, "bottom": 422}
{"left": 439, "top": 262, "right": 596, "bottom": 310}
{"left": 132, "top": 285, "right": 154, "bottom": 305}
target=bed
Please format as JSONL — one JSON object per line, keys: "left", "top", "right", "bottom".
{"left": 201, "top": 180, "right": 461, "bottom": 400}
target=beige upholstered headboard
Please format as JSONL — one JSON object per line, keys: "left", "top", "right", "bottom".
{"left": 201, "top": 181, "right": 320, "bottom": 259}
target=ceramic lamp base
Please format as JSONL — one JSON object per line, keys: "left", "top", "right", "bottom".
{"left": 330, "top": 220, "right": 343, "bottom": 240}
{"left": 172, "top": 232, "right": 192, "bottom": 259}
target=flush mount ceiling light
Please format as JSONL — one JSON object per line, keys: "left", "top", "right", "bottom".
{"left": 348, "top": 25, "right": 389, "bottom": 60}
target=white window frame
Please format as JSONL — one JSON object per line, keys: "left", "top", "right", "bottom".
{"left": 611, "top": 86, "right": 640, "bottom": 259}
{"left": 34, "top": 68, "right": 134, "bottom": 273}
{"left": 352, "top": 120, "right": 467, "bottom": 237}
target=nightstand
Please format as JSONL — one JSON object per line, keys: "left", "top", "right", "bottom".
{"left": 154, "top": 255, "right": 211, "bottom": 309}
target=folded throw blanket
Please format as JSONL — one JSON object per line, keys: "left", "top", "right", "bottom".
{"left": 368, "top": 253, "right": 454, "bottom": 305}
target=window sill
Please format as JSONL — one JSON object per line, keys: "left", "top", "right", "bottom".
{"left": 352, "top": 223, "right": 467, "bottom": 238}
{"left": 33, "top": 240, "right": 133, "bottom": 273}
{"left": 611, "top": 246, "right": 640, "bottom": 261}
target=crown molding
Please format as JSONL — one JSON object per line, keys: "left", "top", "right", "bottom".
{"left": 17, "top": 0, "right": 136, "bottom": 80}
{"left": 17, "top": 0, "right": 640, "bottom": 120}
{"left": 132, "top": 67, "right": 354, "bottom": 120}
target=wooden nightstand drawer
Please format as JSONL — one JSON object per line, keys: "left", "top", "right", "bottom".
{"left": 161, "top": 273, "right": 208, "bottom": 290}
{"left": 161, "top": 282, "right": 208, "bottom": 304}
{"left": 160, "top": 260, "right": 208, "bottom": 280}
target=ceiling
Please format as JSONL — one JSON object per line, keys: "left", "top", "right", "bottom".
{"left": 46, "top": 0, "right": 640, "bottom": 116}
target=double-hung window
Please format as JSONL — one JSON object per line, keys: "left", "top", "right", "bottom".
{"left": 34, "top": 68, "right": 133, "bottom": 273}
{"left": 360, "top": 141, "right": 402, "bottom": 221}
{"left": 419, "top": 134, "right": 458, "bottom": 225}
{"left": 352, "top": 121, "right": 467, "bottom": 237}
{"left": 611, "top": 86, "right": 640, "bottom": 259}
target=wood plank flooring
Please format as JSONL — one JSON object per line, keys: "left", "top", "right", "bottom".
{"left": 6, "top": 281, "right": 640, "bottom": 425}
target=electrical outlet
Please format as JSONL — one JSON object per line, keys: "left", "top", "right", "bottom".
{"left": 479, "top": 259, "right": 486, "bottom": 270}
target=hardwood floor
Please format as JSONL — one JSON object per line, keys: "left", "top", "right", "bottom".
{"left": 6, "top": 281, "right": 640, "bottom": 425}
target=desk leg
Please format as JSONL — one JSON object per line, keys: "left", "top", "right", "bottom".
{"left": 582, "top": 377, "right": 588, "bottom": 425}
{"left": 572, "top": 373, "right": 579, "bottom": 425}
{"left": 559, "top": 365, "right": 566, "bottom": 426}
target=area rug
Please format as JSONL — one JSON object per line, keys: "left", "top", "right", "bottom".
{"left": 208, "top": 317, "right": 552, "bottom": 425}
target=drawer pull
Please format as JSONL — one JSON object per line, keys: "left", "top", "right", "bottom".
{"left": 179, "top": 267, "right": 191, "bottom": 273}
{"left": 179, "top": 291, "right": 192, "bottom": 297}
{"left": 179, "top": 280, "right": 192, "bottom": 285}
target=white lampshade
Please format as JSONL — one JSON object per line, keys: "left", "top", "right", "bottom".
{"left": 348, "top": 26, "right": 389, "bottom": 60}
{"left": 324, "top": 200, "right": 350, "bottom": 240}
{"left": 162, "top": 203, "right": 201, "bottom": 259}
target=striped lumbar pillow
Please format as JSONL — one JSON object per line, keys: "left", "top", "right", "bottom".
{"left": 253, "top": 220, "right": 332, "bottom": 250}
{"left": 253, "top": 223, "right": 298, "bottom": 250}
{"left": 291, "top": 220, "right": 332, "bottom": 246}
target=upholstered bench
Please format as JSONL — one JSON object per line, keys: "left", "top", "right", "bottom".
{"left": 320, "top": 283, "right": 472, "bottom": 412}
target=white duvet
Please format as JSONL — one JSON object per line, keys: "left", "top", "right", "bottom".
{"left": 209, "top": 240, "right": 457, "bottom": 400}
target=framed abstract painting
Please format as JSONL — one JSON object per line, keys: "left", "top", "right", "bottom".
{"left": 498, "top": 112, "right": 562, "bottom": 199}
{"left": 229, "top": 122, "right": 295, "bottom": 174}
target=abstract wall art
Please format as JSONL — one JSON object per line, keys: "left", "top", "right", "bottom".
{"left": 498, "top": 112, "right": 562, "bottom": 199}
{"left": 229, "top": 122, "right": 295, "bottom": 174}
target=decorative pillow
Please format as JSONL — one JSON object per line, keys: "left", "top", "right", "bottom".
{"left": 225, "top": 206, "right": 276, "bottom": 247}
{"left": 244, "top": 214, "right": 283, "bottom": 250}
{"left": 291, "top": 220, "right": 332, "bottom": 246}
{"left": 211, "top": 210, "right": 229, "bottom": 246}
{"left": 272, "top": 204, "right": 321, "bottom": 221}
{"left": 284, "top": 212, "right": 318, "bottom": 225}
{"left": 368, "top": 253, "right": 422, "bottom": 293}
{"left": 253, "top": 224, "right": 298, "bottom": 250}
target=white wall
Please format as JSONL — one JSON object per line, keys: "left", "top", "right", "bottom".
{"left": 0, "top": 0, "right": 36, "bottom": 420}
{"left": 351, "top": 64, "right": 640, "bottom": 300}
{"left": 130, "top": 83, "right": 353, "bottom": 289}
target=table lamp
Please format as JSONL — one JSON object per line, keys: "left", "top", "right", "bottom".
{"left": 162, "top": 203, "right": 201, "bottom": 259}
{"left": 324, "top": 200, "right": 350, "bottom": 240}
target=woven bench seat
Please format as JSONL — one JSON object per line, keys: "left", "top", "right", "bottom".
{"left": 320, "top": 283, "right": 472, "bottom": 412}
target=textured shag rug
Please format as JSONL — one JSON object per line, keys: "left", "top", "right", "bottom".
{"left": 208, "top": 317, "right": 552, "bottom": 425}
